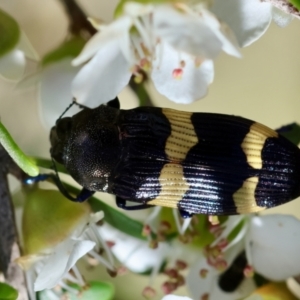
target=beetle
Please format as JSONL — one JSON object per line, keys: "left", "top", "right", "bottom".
{"left": 49, "top": 97, "right": 300, "bottom": 218}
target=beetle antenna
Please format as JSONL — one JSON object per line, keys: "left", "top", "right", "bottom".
{"left": 71, "top": 97, "right": 90, "bottom": 110}
{"left": 58, "top": 98, "right": 90, "bottom": 120}
{"left": 58, "top": 101, "right": 76, "bottom": 120}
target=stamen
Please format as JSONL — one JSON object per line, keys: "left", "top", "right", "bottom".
{"left": 164, "top": 268, "right": 179, "bottom": 279}
{"left": 162, "top": 281, "right": 178, "bottom": 294}
{"left": 180, "top": 217, "right": 192, "bottom": 235}
{"left": 64, "top": 271, "right": 81, "bottom": 284}
{"left": 176, "top": 260, "right": 187, "bottom": 270}
{"left": 172, "top": 68, "right": 183, "bottom": 79}
{"left": 90, "top": 223, "right": 115, "bottom": 267}
{"left": 212, "top": 215, "right": 244, "bottom": 247}
{"left": 172, "top": 208, "right": 182, "bottom": 234}
{"left": 131, "top": 35, "right": 145, "bottom": 60}
{"left": 133, "top": 17, "right": 152, "bottom": 51}
{"left": 209, "top": 215, "right": 219, "bottom": 225}
{"left": 70, "top": 265, "right": 85, "bottom": 286}
{"left": 142, "top": 224, "right": 152, "bottom": 237}
{"left": 201, "top": 293, "right": 209, "bottom": 300}
{"left": 88, "top": 250, "right": 115, "bottom": 272}
{"left": 158, "top": 221, "right": 172, "bottom": 233}
{"left": 134, "top": 72, "right": 144, "bottom": 83}
{"left": 199, "top": 268, "right": 208, "bottom": 278}
{"left": 59, "top": 281, "right": 79, "bottom": 294}
{"left": 244, "top": 265, "right": 254, "bottom": 278}
{"left": 140, "top": 57, "right": 151, "bottom": 71}
{"left": 144, "top": 206, "right": 162, "bottom": 233}
{"left": 142, "top": 286, "right": 156, "bottom": 299}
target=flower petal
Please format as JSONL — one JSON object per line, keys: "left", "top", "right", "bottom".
{"left": 72, "top": 16, "right": 132, "bottom": 66}
{"left": 34, "top": 239, "right": 95, "bottom": 291}
{"left": 71, "top": 39, "right": 131, "bottom": 107}
{"left": 272, "top": 7, "right": 293, "bottom": 28}
{"left": 246, "top": 215, "right": 300, "bottom": 281}
{"left": 39, "top": 59, "right": 81, "bottom": 128}
{"left": 153, "top": 5, "right": 223, "bottom": 59}
{"left": 124, "top": 2, "right": 153, "bottom": 17}
{"left": 161, "top": 296, "right": 193, "bottom": 300}
{"left": 18, "top": 30, "right": 39, "bottom": 61}
{"left": 99, "top": 224, "right": 170, "bottom": 273}
{"left": 0, "top": 48, "right": 25, "bottom": 80}
{"left": 151, "top": 42, "right": 214, "bottom": 103}
{"left": 211, "top": 0, "right": 272, "bottom": 47}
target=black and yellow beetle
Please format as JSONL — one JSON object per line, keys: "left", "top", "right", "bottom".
{"left": 49, "top": 97, "right": 300, "bottom": 218}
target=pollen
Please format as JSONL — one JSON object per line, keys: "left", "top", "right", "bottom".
{"left": 200, "top": 268, "right": 208, "bottom": 278}
{"left": 142, "top": 286, "right": 156, "bottom": 299}
{"left": 140, "top": 57, "right": 151, "bottom": 71}
{"left": 172, "top": 68, "right": 183, "bottom": 79}
{"left": 134, "top": 72, "right": 143, "bottom": 83}
{"left": 244, "top": 265, "right": 254, "bottom": 278}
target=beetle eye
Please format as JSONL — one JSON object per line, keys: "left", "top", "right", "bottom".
{"left": 56, "top": 117, "right": 72, "bottom": 139}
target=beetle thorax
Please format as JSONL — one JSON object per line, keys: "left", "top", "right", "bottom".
{"left": 64, "top": 120, "right": 121, "bottom": 192}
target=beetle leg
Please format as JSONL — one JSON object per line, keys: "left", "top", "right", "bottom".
{"left": 116, "top": 196, "right": 153, "bottom": 210}
{"left": 107, "top": 97, "right": 120, "bottom": 109}
{"left": 23, "top": 174, "right": 50, "bottom": 184}
{"left": 76, "top": 188, "right": 95, "bottom": 202}
{"left": 179, "top": 209, "right": 194, "bottom": 219}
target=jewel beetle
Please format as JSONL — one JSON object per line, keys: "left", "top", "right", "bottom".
{"left": 49, "top": 97, "right": 300, "bottom": 217}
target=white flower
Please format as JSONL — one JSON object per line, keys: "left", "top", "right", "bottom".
{"left": 98, "top": 223, "right": 170, "bottom": 273}
{"left": 17, "top": 188, "right": 116, "bottom": 299}
{"left": 161, "top": 295, "right": 193, "bottom": 300}
{"left": 71, "top": 1, "right": 241, "bottom": 105}
{"left": 32, "top": 238, "right": 96, "bottom": 291}
{"left": 0, "top": 31, "right": 38, "bottom": 81}
{"left": 38, "top": 58, "right": 81, "bottom": 128}
{"left": 211, "top": 0, "right": 293, "bottom": 47}
{"left": 187, "top": 216, "right": 256, "bottom": 300}
{"left": 187, "top": 214, "right": 300, "bottom": 300}
{"left": 246, "top": 214, "right": 300, "bottom": 281}
{"left": 20, "top": 210, "right": 114, "bottom": 299}
{"left": 72, "top": 0, "right": 292, "bottom": 106}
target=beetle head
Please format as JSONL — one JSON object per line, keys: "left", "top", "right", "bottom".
{"left": 50, "top": 105, "right": 121, "bottom": 192}
{"left": 50, "top": 117, "right": 72, "bottom": 164}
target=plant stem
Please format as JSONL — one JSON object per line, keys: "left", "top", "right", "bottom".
{"left": 0, "top": 145, "right": 28, "bottom": 299}
{"left": 59, "top": 0, "right": 97, "bottom": 36}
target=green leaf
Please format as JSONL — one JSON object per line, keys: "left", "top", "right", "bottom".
{"left": 191, "top": 214, "right": 215, "bottom": 248}
{"left": 69, "top": 281, "right": 114, "bottom": 300}
{"left": 129, "top": 79, "right": 153, "bottom": 106}
{"left": 42, "top": 37, "right": 85, "bottom": 66}
{"left": 114, "top": 0, "right": 169, "bottom": 17}
{"left": 0, "top": 9, "right": 20, "bottom": 57}
{"left": 0, "top": 122, "right": 39, "bottom": 176}
{"left": 27, "top": 158, "right": 147, "bottom": 240}
{"left": 288, "top": 0, "right": 300, "bottom": 10}
{"left": 57, "top": 182, "right": 147, "bottom": 240}
{"left": 32, "top": 156, "right": 68, "bottom": 173}
{"left": 39, "top": 281, "right": 114, "bottom": 300}
{"left": 227, "top": 218, "right": 245, "bottom": 242}
{"left": 22, "top": 188, "right": 90, "bottom": 254}
{"left": 276, "top": 123, "right": 300, "bottom": 146}
{"left": 89, "top": 197, "right": 146, "bottom": 240}
{"left": 0, "top": 282, "right": 18, "bottom": 300}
